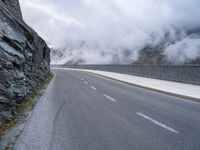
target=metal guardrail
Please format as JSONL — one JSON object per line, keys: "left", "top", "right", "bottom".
{"left": 51, "top": 65, "right": 200, "bottom": 85}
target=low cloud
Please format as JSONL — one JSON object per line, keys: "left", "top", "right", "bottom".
{"left": 19, "top": 0, "right": 200, "bottom": 64}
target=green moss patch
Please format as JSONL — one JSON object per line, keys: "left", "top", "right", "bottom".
{"left": 0, "top": 72, "right": 54, "bottom": 136}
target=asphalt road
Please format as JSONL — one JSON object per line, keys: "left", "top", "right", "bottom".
{"left": 14, "top": 69, "right": 200, "bottom": 150}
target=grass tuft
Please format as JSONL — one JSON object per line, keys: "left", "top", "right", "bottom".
{"left": 0, "top": 72, "right": 54, "bottom": 136}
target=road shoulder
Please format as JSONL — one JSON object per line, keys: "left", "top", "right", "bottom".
{"left": 0, "top": 72, "right": 54, "bottom": 150}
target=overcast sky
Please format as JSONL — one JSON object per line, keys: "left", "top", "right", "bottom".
{"left": 19, "top": 0, "right": 200, "bottom": 64}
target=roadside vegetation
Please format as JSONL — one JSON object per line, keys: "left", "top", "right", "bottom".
{"left": 0, "top": 72, "right": 54, "bottom": 136}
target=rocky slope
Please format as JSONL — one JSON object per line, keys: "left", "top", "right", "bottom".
{"left": 134, "top": 29, "right": 200, "bottom": 65}
{"left": 0, "top": 0, "right": 50, "bottom": 120}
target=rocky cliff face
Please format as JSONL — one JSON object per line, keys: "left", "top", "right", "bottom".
{"left": 2, "top": 0, "right": 22, "bottom": 19}
{"left": 0, "top": 0, "right": 50, "bottom": 120}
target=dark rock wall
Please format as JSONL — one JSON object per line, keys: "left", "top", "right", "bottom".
{"left": 1, "top": 0, "right": 22, "bottom": 19}
{"left": 0, "top": 0, "right": 50, "bottom": 120}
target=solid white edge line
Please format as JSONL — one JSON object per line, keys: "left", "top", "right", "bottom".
{"left": 103, "top": 94, "right": 117, "bottom": 102}
{"left": 90, "top": 86, "right": 97, "bottom": 90}
{"left": 136, "top": 112, "right": 179, "bottom": 134}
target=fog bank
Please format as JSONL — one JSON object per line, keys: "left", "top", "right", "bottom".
{"left": 19, "top": 0, "right": 200, "bottom": 64}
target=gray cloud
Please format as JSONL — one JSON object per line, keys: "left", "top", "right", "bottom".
{"left": 19, "top": 0, "right": 200, "bottom": 64}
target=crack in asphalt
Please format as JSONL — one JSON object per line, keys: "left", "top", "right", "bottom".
{"left": 18, "top": 137, "right": 30, "bottom": 150}
{"left": 49, "top": 99, "right": 67, "bottom": 150}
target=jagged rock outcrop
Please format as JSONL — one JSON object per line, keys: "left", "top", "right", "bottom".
{"left": 0, "top": 0, "right": 50, "bottom": 120}
{"left": 2, "top": 0, "right": 22, "bottom": 19}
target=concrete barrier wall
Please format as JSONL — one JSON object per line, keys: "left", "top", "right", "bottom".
{"left": 51, "top": 65, "right": 200, "bottom": 85}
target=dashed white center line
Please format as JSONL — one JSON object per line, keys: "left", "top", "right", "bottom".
{"left": 90, "top": 86, "right": 97, "bottom": 90}
{"left": 84, "top": 81, "right": 88, "bottom": 84}
{"left": 103, "top": 94, "right": 117, "bottom": 102}
{"left": 81, "top": 78, "right": 84, "bottom": 81}
{"left": 136, "top": 112, "right": 179, "bottom": 134}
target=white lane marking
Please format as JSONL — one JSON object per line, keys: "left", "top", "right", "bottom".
{"left": 90, "top": 86, "right": 97, "bottom": 90}
{"left": 84, "top": 81, "right": 88, "bottom": 84}
{"left": 103, "top": 94, "right": 117, "bottom": 102}
{"left": 136, "top": 112, "right": 179, "bottom": 134}
{"left": 81, "top": 78, "right": 84, "bottom": 81}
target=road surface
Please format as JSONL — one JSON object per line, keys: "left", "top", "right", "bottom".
{"left": 14, "top": 69, "right": 200, "bottom": 150}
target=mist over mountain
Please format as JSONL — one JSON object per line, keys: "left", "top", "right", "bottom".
{"left": 20, "top": 0, "right": 200, "bottom": 64}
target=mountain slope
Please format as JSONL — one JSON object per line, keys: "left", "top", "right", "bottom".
{"left": 0, "top": 0, "right": 50, "bottom": 120}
